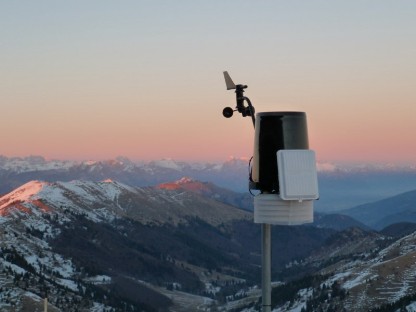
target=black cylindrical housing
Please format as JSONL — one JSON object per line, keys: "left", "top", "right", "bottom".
{"left": 251, "top": 112, "right": 309, "bottom": 193}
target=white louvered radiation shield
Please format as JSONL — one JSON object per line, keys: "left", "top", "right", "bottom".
{"left": 254, "top": 150, "right": 319, "bottom": 225}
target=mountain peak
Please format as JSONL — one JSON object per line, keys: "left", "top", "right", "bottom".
{"left": 1, "top": 180, "right": 46, "bottom": 205}
{"left": 176, "top": 177, "right": 195, "bottom": 184}
{"left": 148, "top": 158, "right": 184, "bottom": 170}
{"left": 102, "top": 178, "right": 115, "bottom": 183}
{"left": 0, "top": 180, "right": 49, "bottom": 216}
{"left": 156, "top": 177, "right": 209, "bottom": 192}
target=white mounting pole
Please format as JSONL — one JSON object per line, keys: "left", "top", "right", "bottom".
{"left": 44, "top": 298, "right": 48, "bottom": 312}
{"left": 262, "top": 223, "right": 271, "bottom": 312}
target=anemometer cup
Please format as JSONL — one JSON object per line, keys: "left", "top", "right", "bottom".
{"left": 223, "top": 107, "right": 234, "bottom": 118}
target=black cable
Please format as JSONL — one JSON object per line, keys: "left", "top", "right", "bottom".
{"left": 243, "top": 97, "right": 256, "bottom": 128}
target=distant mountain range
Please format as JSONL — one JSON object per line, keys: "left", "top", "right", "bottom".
{"left": 0, "top": 155, "right": 250, "bottom": 195}
{"left": 1, "top": 155, "right": 416, "bottom": 212}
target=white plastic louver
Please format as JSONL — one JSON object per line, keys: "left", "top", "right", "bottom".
{"left": 277, "top": 150, "right": 319, "bottom": 201}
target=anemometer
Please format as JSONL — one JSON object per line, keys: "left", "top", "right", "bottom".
{"left": 222, "top": 71, "right": 256, "bottom": 126}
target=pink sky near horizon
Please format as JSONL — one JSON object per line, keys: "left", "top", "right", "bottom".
{"left": 1, "top": 2, "right": 416, "bottom": 165}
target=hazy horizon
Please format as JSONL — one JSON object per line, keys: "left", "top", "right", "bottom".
{"left": 1, "top": 153, "right": 416, "bottom": 168}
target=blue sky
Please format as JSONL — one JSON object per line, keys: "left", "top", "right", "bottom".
{"left": 1, "top": 1, "right": 415, "bottom": 163}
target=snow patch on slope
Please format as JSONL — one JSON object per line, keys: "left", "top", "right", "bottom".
{"left": 150, "top": 158, "right": 183, "bottom": 170}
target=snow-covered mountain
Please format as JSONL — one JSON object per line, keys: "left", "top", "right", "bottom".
{"left": 0, "top": 179, "right": 252, "bottom": 311}
{"left": 2, "top": 155, "right": 415, "bottom": 176}
{"left": 0, "top": 155, "right": 246, "bottom": 176}
{"left": 3, "top": 178, "right": 416, "bottom": 310}
{"left": 2, "top": 155, "right": 416, "bottom": 213}
{"left": 0, "top": 179, "right": 250, "bottom": 226}
{"left": 0, "top": 178, "right": 340, "bottom": 311}
{"left": 0, "top": 155, "right": 75, "bottom": 173}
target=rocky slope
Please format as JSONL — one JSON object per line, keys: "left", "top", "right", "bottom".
{"left": 243, "top": 227, "right": 416, "bottom": 312}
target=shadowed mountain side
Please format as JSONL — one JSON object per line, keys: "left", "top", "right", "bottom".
{"left": 313, "top": 213, "right": 370, "bottom": 231}
{"left": 380, "top": 222, "right": 416, "bottom": 238}
{"left": 49, "top": 215, "right": 337, "bottom": 289}
{"left": 155, "top": 177, "right": 254, "bottom": 211}
{"left": 339, "top": 189, "right": 416, "bottom": 230}
{"left": 117, "top": 186, "right": 251, "bottom": 226}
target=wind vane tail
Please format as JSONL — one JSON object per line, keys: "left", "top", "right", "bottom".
{"left": 223, "top": 71, "right": 236, "bottom": 90}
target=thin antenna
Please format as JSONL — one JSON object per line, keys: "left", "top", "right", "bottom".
{"left": 223, "top": 71, "right": 236, "bottom": 90}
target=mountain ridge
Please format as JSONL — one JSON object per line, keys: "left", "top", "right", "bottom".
{"left": 2, "top": 155, "right": 416, "bottom": 213}
{"left": 340, "top": 189, "right": 416, "bottom": 230}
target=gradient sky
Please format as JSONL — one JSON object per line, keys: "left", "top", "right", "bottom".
{"left": 1, "top": 1, "right": 415, "bottom": 163}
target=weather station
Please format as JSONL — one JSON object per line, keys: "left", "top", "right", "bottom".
{"left": 222, "top": 71, "right": 319, "bottom": 312}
